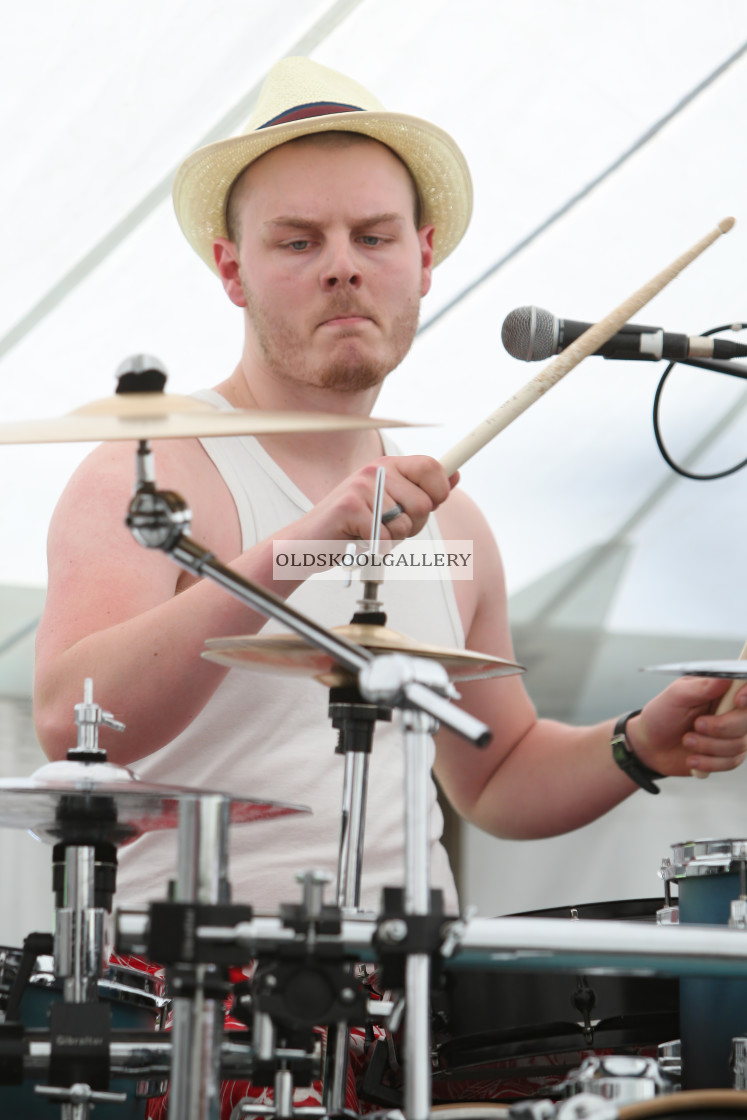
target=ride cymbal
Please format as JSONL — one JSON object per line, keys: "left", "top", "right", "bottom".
{"left": 203, "top": 621, "right": 524, "bottom": 687}
{"left": 0, "top": 391, "right": 413, "bottom": 444}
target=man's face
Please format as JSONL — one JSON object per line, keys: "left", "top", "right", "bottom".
{"left": 220, "top": 136, "right": 434, "bottom": 394}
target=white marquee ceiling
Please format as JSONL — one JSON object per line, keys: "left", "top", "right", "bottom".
{"left": 2, "top": 0, "right": 747, "bottom": 639}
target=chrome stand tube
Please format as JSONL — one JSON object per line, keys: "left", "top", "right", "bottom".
{"left": 402, "top": 709, "right": 437, "bottom": 1120}
{"left": 53, "top": 844, "right": 113, "bottom": 1120}
{"left": 336, "top": 751, "right": 370, "bottom": 912}
{"left": 55, "top": 845, "right": 107, "bottom": 1005}
{"left": 332, "top": 756, "right": 371, "bottom": 1109}
{"left": 325, "top": 690, "right": 380, "bottom": 1115}
{"left": 168, "top": 794, "right": 230, "bottom": 1120}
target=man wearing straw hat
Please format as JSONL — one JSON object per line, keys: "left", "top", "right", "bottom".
{"left": 35, "top": 58, "right": 747, "bottom": 925}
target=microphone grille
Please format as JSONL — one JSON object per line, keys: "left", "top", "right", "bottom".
{"left": 501, "top": 306, "right": 557, "bottom": 361}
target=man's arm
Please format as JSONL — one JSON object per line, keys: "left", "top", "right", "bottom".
{"left": 34, "top": 437, "right": 279, "bottom": 763}
{"left": 433, "top": 489, "right": 747, "bottom": 839}
{"left": 34, "top": 439, "right": 456, "bottom": 764}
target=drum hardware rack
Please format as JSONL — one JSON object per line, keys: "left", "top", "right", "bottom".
{"left": 5, "top": 403, "right": 747, "bottom": 1115}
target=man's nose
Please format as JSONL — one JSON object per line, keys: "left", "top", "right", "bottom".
{"left": 319, "top": 238, "right": 362, "bottom": 290}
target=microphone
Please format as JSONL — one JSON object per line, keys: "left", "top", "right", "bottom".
{"left": 501, "top": 305, "right": 747, "bottom": 363}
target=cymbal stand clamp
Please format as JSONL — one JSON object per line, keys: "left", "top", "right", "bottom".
{"left": 127, "top": 439, "right": 193, "bottom": 553}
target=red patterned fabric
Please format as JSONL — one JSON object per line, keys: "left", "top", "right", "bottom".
{"left": 113, "top": 954, "right": 385, "bottom": 1119}
{"left": 430, "top": 1043, "right": 663, "bottom": 1103}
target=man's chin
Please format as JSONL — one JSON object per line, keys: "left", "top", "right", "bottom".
{"left": 314, "top": 348, "right": 395, "bottom": 393}
{"left": 318, "top": 359, "right": 397, "bottom": 392}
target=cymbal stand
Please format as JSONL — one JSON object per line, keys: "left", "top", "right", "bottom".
{"left": 360, "top": 656, "right": 453, "bottom": 1120}
{"left": 333, "top": 466, "right": 389, "bottom": 916}
{"left": 37, "top": 679, "right": 131, "bottom": 1119}
{"left": 321, "top": 682, "right": 391, "bottom": 1116}
{"left": 54, "top": 680, "right": 125, "bottom": 1004}
{"left": 126, "top": 439, "right": 491, "bottom": 1120}
{"left": 167, "top": 792, "right": 232, "bottom": 1120}
{"left": 324, "top": 467, "right": 392, "bottom": 1114}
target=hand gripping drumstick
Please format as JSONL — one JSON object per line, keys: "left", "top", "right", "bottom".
{"left": 441, "top": 216, "right": 737, "bottom": 783}
{"left": 382, "top": 216, "right": 735, "bottom": 525}
{"left": 382, "top": 216, "right": 738, "bottom": 783}
{"left": 691, "top": 638, "right": 747, "bottom": 780}
{"left": 438, "top": 216, "right": 736, "bottom": 782}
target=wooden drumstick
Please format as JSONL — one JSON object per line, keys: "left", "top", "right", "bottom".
{"left": 715, "top": 641, "right": 747, "bottom": 715}
{"left": 438, "top": 217, "right": 735, "bottom": 478}
{"left": 691, "top": 638, "right": 747, "bottom": 779}
{"left": 435, "top": 215, "right": 736, "bottom": 783}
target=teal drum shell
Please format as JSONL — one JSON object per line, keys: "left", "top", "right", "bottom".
{"left": 664, "top": 839, "right": 747, "bottom": 1092}
{"left": 0, "top": 958, "right": 168, "bottom": 1119}
{"left": 431, "top": 898, "right": 679, "bottom": 1105}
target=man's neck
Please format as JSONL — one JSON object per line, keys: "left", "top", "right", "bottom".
{"left": 211, "top": 361, "right": 388, "bottom": 503}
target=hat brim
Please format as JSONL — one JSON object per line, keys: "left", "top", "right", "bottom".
{"left": 173, "top": 110, "right": 473, "bottom": 271}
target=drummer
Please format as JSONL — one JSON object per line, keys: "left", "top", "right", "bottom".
{"left": 34, "top": 57, "right": 747, "bottom": 922}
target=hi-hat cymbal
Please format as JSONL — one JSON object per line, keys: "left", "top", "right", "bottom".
{"left": 0, "top": 391, "right": 413, "bottom": 444}
{"left": 644, "top": 660, "right": 747, "bottom": 679}
{"left": 0, "top": 758, "right": 309, "bottom": 845}
{"left": 203, "top": 622, "right": 524, "bottom": 687}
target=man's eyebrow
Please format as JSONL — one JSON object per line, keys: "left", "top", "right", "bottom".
{"left": 354, "top": 212, "right": 406, "bottom": 226}
{"left": 264, "top": 212, "right": 406, "bottom": 229}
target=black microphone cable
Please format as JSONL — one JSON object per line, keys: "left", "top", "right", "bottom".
{"left": 653, "top": 322, "right": 747, "bottom": 480}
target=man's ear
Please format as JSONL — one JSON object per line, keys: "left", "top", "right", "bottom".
{"left": 418, "top": 225, "right": 435, "bottom": 297}
{"left": 214, "top": 238, "right": 247, "bottom": 308}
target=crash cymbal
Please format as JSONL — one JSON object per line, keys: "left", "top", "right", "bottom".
{"left": 0, "top": 391, "right": 413, "bottom": 444}
{"left": 0, "top": 758, "right": 309, "bottom": 845}
{"left": 203, "top": 621, "right": 524, "bottom": 687}
{"left": 644, "top": 660, "right": 747, "bottom": 679}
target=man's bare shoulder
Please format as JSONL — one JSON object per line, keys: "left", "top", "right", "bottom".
{"left": 55, "top": 436, "right": 241, "bottom": 559}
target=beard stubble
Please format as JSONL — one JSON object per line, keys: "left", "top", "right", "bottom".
{"left": 242, "top": 282, "right": 421, "bottom": 393}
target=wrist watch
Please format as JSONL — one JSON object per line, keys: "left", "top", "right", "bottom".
{"left": 610, "top": 709, "right": 664, "bottom": 795}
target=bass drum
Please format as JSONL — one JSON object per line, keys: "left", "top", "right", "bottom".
{"left": 432, "top": 898, "right": 679, "bottom": 1104}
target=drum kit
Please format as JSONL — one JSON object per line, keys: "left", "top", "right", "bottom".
{"left": 0, "top": 359, "right": 747, "bottom": 1120}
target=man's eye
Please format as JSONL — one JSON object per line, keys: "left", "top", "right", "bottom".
{"left": 288, "top": 240, "right": 310, "bottom": 251}
{"left": 359, "top": 236, "right": 381, "bottom": 246}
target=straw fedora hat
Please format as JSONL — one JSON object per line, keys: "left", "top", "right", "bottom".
{"left": 173, "top": 56, "right": 473, "bottom": 272}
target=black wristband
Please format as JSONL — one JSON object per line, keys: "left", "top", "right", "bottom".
{"left": 610, "top": 709, "right": 664, "bottom": 795}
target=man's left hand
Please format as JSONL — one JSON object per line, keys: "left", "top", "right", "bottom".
{"left": 625, "top": 675, "right": 747, "bottom": 777}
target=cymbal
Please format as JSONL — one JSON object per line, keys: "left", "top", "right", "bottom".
{"left": 644, "top": 660, "right": 747, "bottom": 679}
{"left": 0, "top": 758, "right": 309, "bottom": 845}
{"left": 203, "top": 621, "right": 524, "bottom": 687}
{"left": 0, "top": 391, "right": 413, "bottom": 444}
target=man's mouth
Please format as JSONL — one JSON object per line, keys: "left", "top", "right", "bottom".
{"left": 321, "top": 314, "right": 370, "bottom": 327}
{"left": 317, "top": 306, "right": 374, "bottom": 329}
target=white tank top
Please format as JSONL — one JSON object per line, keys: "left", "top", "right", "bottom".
{"left": 115, "top": 391, "right": 465, "bottom": 915}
